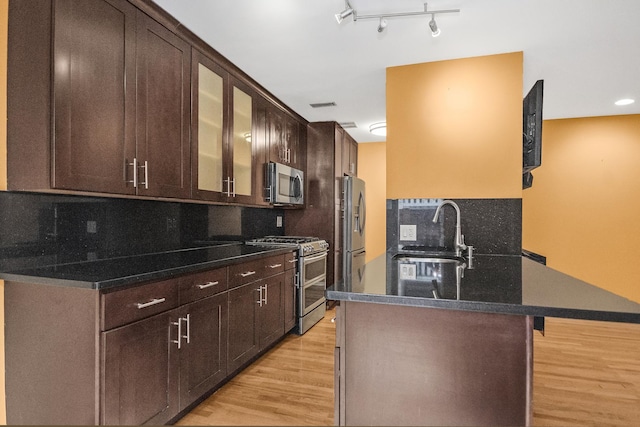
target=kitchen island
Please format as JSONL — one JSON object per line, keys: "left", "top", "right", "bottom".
{"left": 327, "top": 253, "right": 640, "bottom": 426}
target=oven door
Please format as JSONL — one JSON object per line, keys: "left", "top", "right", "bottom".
{"left": 299, "top": 251, "right": 327, "bottom": 316}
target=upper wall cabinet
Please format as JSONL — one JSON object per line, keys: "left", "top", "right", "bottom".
{"left": 8, "top": 0, "right": 191, "bottom": 198}
{"left": 266, "top": 106, "right": 303, "bottom": 170}
{"left": 191, "top": 48, "right": 257, "bottom": 204}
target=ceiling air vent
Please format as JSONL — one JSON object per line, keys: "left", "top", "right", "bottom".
{"left": 339, "top": 122, "right": 357, "bottom": 129}
{"left": 309, "top": 102, "right": 337, "bottom": 108}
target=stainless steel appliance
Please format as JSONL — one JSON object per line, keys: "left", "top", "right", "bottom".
{"left": 246, "top": 236, "right": 329, "bottom": 334}
{"left": 265, "top": 162, "right": 304, "bottom": 206}
{"left": 343, "top": 176, "right": 367, "bottom": 287}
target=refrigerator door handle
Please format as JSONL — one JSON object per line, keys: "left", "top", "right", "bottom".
{"left": 359, "top": 191, "right": 366, "bottom": 235}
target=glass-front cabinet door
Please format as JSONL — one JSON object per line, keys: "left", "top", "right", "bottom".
{"left": 192, "top": 49, "right": 256, "bottom": 203}
{"left": 191, "top": 49, "right": 228, "bottom": 202}
{"left": 197, "top": 63, "right": 224, "bottom": 193}
{"left": 232, "top": 85, "right": 253, "bottom": 199}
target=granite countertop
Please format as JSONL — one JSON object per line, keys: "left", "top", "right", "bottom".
{"left": 0, "top": 243, "right": 293, "bottom": 290}
{"left": 327, "top": 253, "right": 640, "bottom": 324}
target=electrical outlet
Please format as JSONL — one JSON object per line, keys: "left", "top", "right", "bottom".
{"left": 86, "top": 220, "right": 97, "bottom": 234}
{"left": 399, "top": 263, "right": 417, "bottom": 280}
{"left": 276, "top": 215, "right": 283, "bottom": 228}
{"left": 400, "top": 224, "right": 417, "bottom": 241}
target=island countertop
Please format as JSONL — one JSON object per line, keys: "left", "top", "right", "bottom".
{"left": 0, "top": 243, "right": 293, "bottom": 290}
{"left": 327, "top": 253, "right": 640, "bottom": 324}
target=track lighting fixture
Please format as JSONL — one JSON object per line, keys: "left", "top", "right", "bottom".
{"left": 335, "top": 2, "right": 459, "bottom": 36}
{"left": 335, "top": 1, "right": 354, "bottom": 24}
{"left": 377, "top": 17, "right": 387, "bottom": 33}
{"left": 428, "top": 16, "right": 440, "bottom": 37}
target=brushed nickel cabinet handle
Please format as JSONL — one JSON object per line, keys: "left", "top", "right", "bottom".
{"left": 183, "top": 314, "right": 190, "bottom": 344}
{"left": 136, "top": 297, "right": 166, "bottom": 309}
{"left": 197, "top": 281, "right": 219, "bottom": 289}
{"left": 240, "top": 271, "right": 256, "bottom": 278}
{"left": 172, "top": 318, "right": 182, "bottom": 349}
{"left": 269, "top": 263, "right": 282, "bottom": 269}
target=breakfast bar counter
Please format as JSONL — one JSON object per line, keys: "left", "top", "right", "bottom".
{"left": 327, "top": 254, "right": 640, "bottom": 426}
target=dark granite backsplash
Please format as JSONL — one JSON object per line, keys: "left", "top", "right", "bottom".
{"left": 0, "top": 192, "right": 284, "bottom": 271}
{"left": 387, "top": 198, "right": 522, "bottom": 255}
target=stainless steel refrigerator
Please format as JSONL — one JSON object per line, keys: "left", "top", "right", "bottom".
{"left": 343, "top": 176, "right": 366, "bottom": 288}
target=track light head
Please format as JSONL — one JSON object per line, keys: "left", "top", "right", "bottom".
{"left": 377, "top": 18, "right": 387, "bottom": 33}
{"left": 428, "top": 16, "right": 440, "bottom": 37}
{"left": 335, "top": 7, "right": 354, "bottom": 24}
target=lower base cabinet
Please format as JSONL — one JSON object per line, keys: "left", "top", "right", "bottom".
{"left": 227, "top": 273, "right": 285, "bottom": 373}
{"left": 102, "top": 293, "right": 229, "bottom": 425}
{"left": 179, "top": 293, "right": 228, "bottom": 411}
{"left": 102, "top": 309, "right": 181, "bottom": 425}
{"left": 5, "top": 252, "right": 296, "bottom": 425}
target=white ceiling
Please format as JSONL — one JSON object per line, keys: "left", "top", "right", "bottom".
{"left": 152, "top": 0, "right": 640, "bottom": 143}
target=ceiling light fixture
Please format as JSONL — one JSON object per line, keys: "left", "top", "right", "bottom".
{"left": 335, "top": 1, "right": 355, "bottom": 24}
{"left": 428, "top": 16, "right": 440, "bottom": 37}
{"left": 615, "top": 98, "right": 635, "bottom": 106}
{"left": 369, "top": 122, "right": 387, "bottom": 136}
{"left": 335, "top": 2, "right": 460, "bottom": 36}
{"left": 377, "top": 17, "right": 387, "bottom": 33}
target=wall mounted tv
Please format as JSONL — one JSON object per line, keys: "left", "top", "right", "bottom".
{"left": 523, "top": 79, "right": 544, "bottom": 174}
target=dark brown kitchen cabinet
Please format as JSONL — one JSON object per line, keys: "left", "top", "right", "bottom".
{"left": 258, "top": 273, "right": 285, "bottom": 348}
{"left": 178, "top": 293, "right": 229, "bottom": 411}
{"left": 102, "top": 309, "right": 180, "bottom": 425}
{"left": 50, "top": 0, "right": 137, "bottom": 194}
{"left": 134, "top": 11, "right": 191, "bottom": 199}
{"left": 7, "top": 0, "right": 190, "bottom": 198}
{"left": 286, "top": 122, "right": 357, "bottom": 288}
{"left": 266, "top": 105, "right": 305, "bottom": 170}
{"left": 227, "top": 281, "right": 260, "bottom": 372}
{"left": 342, "top": 132, "right": 358, "bottom": 177}
{"left": 284, "top": 251, "right": 298, "bottom": 332}
{"left": 191, "top": 48, "right": 258, "bottom": 204}
{"left": 227, "top": 254, "right": 286, "bottom": 372}
{"left": 5, "top": 252, "right": 294, "bottom": 425}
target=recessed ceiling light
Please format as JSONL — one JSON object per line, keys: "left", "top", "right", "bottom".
{"left": 615, "top": 98, "right": 635, "bottom": 106}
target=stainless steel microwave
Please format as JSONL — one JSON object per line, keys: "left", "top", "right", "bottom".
{"left": 265, "top": 162, "right": 304, "bottom": 205}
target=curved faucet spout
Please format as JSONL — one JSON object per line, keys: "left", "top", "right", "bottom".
{"left": 432, "top": 200, "right": 467, "bottom": 256}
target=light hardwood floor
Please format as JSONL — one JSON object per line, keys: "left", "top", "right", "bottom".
{"left": 177, "top": 309, "right": 640, "bottom": 426}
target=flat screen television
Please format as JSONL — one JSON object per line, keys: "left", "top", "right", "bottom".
{"left": 523, "top": 79, "right": 544, "bottom": 174}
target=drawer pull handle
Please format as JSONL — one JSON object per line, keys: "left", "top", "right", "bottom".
{"left": 197, "top": 281, "right": 219, "bottom": 289}
{"left": 288, "top": 259, "right": 297, "bottom": 264}
{"left": 240, "top": 271, "right": 256, "bottom": 278}
{"left": 136, "top": 298, "right": 166, "bottom": 309}
{"left": 269, "top": 263, "right": 282, "bottom": 269}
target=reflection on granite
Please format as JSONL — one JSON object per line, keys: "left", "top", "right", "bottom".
{"left": 0, "top": 243, "right": 292, "bottom": 290}
{"left": 328, "top": 254, "right": 640, "bottom": 323}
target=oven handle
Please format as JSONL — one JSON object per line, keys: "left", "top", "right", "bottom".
{"left": 302, "top": 251, "right": 328, "bottom": 264}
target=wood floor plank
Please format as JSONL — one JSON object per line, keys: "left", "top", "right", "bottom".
{"left": 176, "top": 308, "right": 336, "bottom": 426}
{"left": 177, "top": 309, "right": 640, "bottom": 426}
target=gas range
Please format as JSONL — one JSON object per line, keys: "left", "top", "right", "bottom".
{"left": 246, "top": 236, "right": 329, "bottom": 256}
{"left": 246, "top": 235, "right": 329, "bottom": 335}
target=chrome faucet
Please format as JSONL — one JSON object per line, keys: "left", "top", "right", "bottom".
{"left": 432, "top": 200, "right": 468, "bottom": 257}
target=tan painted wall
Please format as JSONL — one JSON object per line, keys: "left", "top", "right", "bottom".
{"left": 356, "top": 142, "right": 386, "bottom": 262}
{"left": 522, "top": 115, "right": 640, "bottom": 303}
{"left": 386, "top": 52, "right": 523, "bottom": 199}
{"left": 1, "top": 0, "right": 8, "bottom": 422}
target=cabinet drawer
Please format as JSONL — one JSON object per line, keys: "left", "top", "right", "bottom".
{"left": 229, "top": 259, "right": 265, "bottom": 289}
{"left": 102, "top": 279, "right": 179, "bottom": 330}
{"left": 284, "top": 251, "right": 297, "bottom": 270}
{"left": 179, "top": 267, "right": 228, "bottom": 305}
{"left": 263, "top": 254, "right": 285, "bottom": 276}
